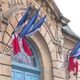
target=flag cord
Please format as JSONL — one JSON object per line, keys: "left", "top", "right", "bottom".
{"left": 67, "top": 49, "right": 72, "bottom": 79}
{"left": 67, "top": 49, "right": 72, "bottom": 59}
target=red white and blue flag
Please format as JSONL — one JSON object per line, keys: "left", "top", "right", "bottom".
{"left": 12, "top": 34, "right": 20, "bottom": 55}
{"left": 22, "top": 37, "right": 32, "bottom": 56}
{"left": 11, "top": 7, "right": 46, "bottom": 56}
{"left": 67, "top": 41, "right": 80, "bottom": 75}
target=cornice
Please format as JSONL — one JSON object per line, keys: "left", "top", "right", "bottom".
{"left": 46, "top": 0, "right": 70, "bottom": 25}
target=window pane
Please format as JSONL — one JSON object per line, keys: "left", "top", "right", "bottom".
{"left": 16, "top": 72, "right": 23, "bottom": 79}
{"left": 30, "top": 56, "right": 36, "bottom": 67}
{"left": 25, "top": 73, "right": 31, "bottom": 80}
{"left": 12, "top": 71, "right": 15, "bottom": 78}
{"left": 11, "top": 40, "right": 37, "bottom": 68}
{"left": 18, "top": 54, "right": 23, "bottom": 63}
{"left": 23, "top": 55, "right": 29, "bottom": 64}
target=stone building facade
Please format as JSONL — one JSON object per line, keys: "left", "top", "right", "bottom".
{"left": 0, "top": 0, "right": 80, "bottom": 80}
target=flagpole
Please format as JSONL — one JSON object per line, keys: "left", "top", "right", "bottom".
{"left": 6, "top": 15, "right": 46, "bottom": 54}
{"left": 5, "top": 8, "right": 40, "bottom": 53}
{"left": 0, "top": 41, "right": 12, "bottom": 49}
{"left": 76, "top": 75, "right": 77, "bottom": 80}
{"left": 3, "top": 25, "right": 15, "bottom": 52}
{"left": 6, "top": 2, "right": 45, "bottom": 52}
{"left": 2, "top": 31, "right": 12, "bottom": 52}
{"left": 5, "top": 42, "right": 12, "bottom": 52}
{"left": 3, "top": 4, "right": 32, "bottom": 53}
{"left": 66, "top": 49, "right": 71, "bottom": 80}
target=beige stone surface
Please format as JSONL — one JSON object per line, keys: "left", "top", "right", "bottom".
{"left": 0, "top": 0, "right": 80, "bottom": 80}
{"left": 31, "top": 33, "right": 53, "bottom": 80}
{"left": 0, "top": 54, "right": 11, "bottom": 65}
{"left": 64, "top": 38, "right": 75, "bottom": 49}
{"left": 0, "top": 64, "right": 11, "bottom": 76}
{"left": 50, "top": 26, "right": 56, "bottom": 38}
{"left": 0, "top": 75, "right": 11, "bottom": 80}
{"left": 53, "top": 68, "right": 66, "bottom": 78}
{"left": 51, "top": 51, "right": 57, "bottom": 60}
{"left": 40, "top": 26, "right": 47, "bottom": 37}
{"left": 48, "top": 41, "right": 55, "bottom": 52}
{"left": 44, "top": 32, "right": 51, "bottom": 44}
{"left": 54, "top": 77, "right": 65, "bottom": 80}
{"left": 52, "top": 60, "right": 63, "bottom": 69}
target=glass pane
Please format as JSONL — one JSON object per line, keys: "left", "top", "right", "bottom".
{"left": 25, "top": 73, "right": 31, "bottom": 80}
{"left": 11, "top": 39, "right": 37, "bottom": 68}
{"left": 12, "top": 71, "right": 15, "bottom": 78}
{"left": 12, "top": 69, "right": 23, "bottom": 80}
{"left": 16, "top": 72, "right": 23, "bottom": 80}
{"left": 18, "top": 54, "right": 23, "bottom": 63}
{"left": 23, "top": 55, "right": 29, "bottom": 64}
{"left": 11, "top": 54, "right": 18, "bottom": 62}
{"left": 25, "top": 72, "right": 39, "bottom": 80}
{"left": 30, "top": 56, "right": 36, "bottom": 67}
{"left": 31, "top": 76, "right": 39, "bottom": 80}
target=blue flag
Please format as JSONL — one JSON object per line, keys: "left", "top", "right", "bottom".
{"left": 12, "top": 5, "right": 31, "bottom": 34}
{"left": 19, "top": 8, "right": 40, "bottom": 38}
{"left": 71, "top": 40, "right": 80, "bottom": 56}
{"left": 77, "top": 55, "right": 80, "bottom": 59}
{"left": 26, "top": 16, "right": 46, "bottom": 36}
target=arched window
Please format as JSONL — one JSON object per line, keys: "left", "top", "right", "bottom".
{"left": 11, "top": 38, "right": 40, "bottom": 80}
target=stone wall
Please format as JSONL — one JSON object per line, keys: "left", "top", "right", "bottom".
{"left": 0, "top": 0, "right": 79, "bottom": 80}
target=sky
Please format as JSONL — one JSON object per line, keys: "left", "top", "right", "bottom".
{"left": 54, "top": 0, "right": 80, "bottom": 37}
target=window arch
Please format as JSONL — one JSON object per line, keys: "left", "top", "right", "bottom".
{"left": 11, "top": 38, "right": 40, "bottom": 80}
